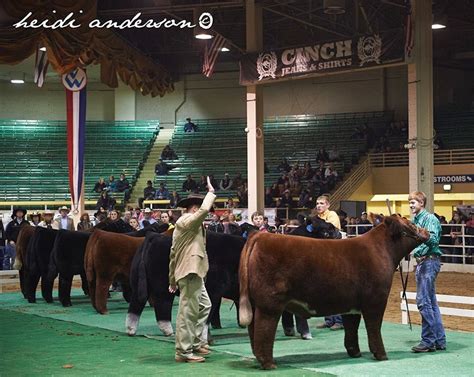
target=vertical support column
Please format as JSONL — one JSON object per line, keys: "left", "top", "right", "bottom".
{"left": 246, "top": 0, "right": 264, "bottom": 214}
{"left": 407, "top": 0, "right": 434, "bottom": 211}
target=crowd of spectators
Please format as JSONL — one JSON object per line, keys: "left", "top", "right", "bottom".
{"left": 92, "top": 173, "right": 131, "bottom": 209}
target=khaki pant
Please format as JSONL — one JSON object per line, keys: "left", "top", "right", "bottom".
{"left": 176, "top": 273, "right": 211, "bottom": 356}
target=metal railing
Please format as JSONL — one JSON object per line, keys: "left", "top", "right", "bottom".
{"left": 369, "top": 148, "right": 474, "bottom": 168}
{"left": 345, "top": 223, "right": 473, "bottom": 265}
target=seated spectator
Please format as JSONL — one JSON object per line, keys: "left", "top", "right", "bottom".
{"left": 328, "top": 145, "right": 341, "bottom": 162}
{"left": 297, "top": 189, "right": 311, "bottom": 208}
{"left": 208, "top": 214, "right": 224, "bottom": 233}
{"left": 347, "top": 217, "right": 357, "bottom": 236}
{"left": 129, "top": 217, "right": 140, "bottom": 231}
{"left": 139, "top": 180, "right": 156, "bottom": 208}
{"left": 154, "top": 183, "right": 170, "bottom": 200}
{"left": 140, "top": 208, "right": 157, "bottom": 229}
{"left": 223, "top": 213, "right": 241, "bottom": 235}
{"left": 302, "top": 162, "right": 313, "bottom": 179}
{"left": 77, "top": 213, "right": 93, "bottom": 231}
{"left": 116, "top": 173, "right": 131, "bottom": 202}
{"left": 225, "top": 197, "right": 236, "bottom": 209}
{"left": 280, "top": 191, "right": 295, "bottom": 208}
{"left": 316, "top": 148, "right": 329, "bottom": 162}
{"left": 231, "top": 172, "right": 244, "bottom": 190}
{"left": 161, "top": 145, "right": 177, "bottom": 160}
{"left": 93, "top": 177, "right": 107, "bottom": 193}
{"left": 169, "top": 191, "right": 181, "bottom": 209}
{"left": 182, "top": 174, "right": 197, "bottom": 192}
{"left": 96, "top": 190, "right": 116, "bottom": 211}
{"left": 274, "top": 198, "right": 284, "bottom": 208}
{"left": 277, "top": 158, "right": 291, "bottom": 173}
{"left": 337, "top": 210, "right": 348, "bottom": 233}
{"left": 324, "top": 163, "right": 338, "bottom": 190}
{"left": 109, "top": 210, "right": 120, "bottom": 222}
{"left": 107, "top": 175, "right": 117, "bottom": 192}
{"left": 155, "top": 159, "right": 171, "bottom": 176}
{"left": 184, "top": 117, "right": 197, "bottom": 132}
{"left": 265, "top": 187, "right": 274, "bottom": 207}
{"left": 374, "top": 136, "right": 389, "bottom": 153}
{"left": 209, "top": 174, "right": 219, "bottom": 191}
{"left": 237, "top": 183, "right": 248, "bottom": 207}
{"left": 219, "top": 173, "right": 233, "bottom": 191}
{"left": 358, "top": 212, "right": 372, "bottom": 234}
{"left": 197, "top": 175, "right": 207, "bottom": 192}
{"left": 122, "top": 211, "right": 132, "bottom": 224}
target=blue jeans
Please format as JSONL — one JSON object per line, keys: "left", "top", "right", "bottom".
{"left": 415, "top": 257, "right": 446, "bottom": 348}
{"left": 3, "top": 243, "right": 15, "bottom": 270}
{"left": 325, "top": 315, "right": 343, "bottom": 326}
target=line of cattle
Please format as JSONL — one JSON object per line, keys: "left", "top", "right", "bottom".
{"left": 13, "top": 214, "right": 428, "bottom": 369}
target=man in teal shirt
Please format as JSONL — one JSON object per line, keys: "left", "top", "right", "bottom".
{"left": 409, "top": 191, "right": 446, "bottom": 353}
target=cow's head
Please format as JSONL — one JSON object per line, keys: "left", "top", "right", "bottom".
{"left": 381, "top": 214, "right": 429, "bottom": 243}
{"left": 307, "top": 216, "right": 339, "bottom": 239}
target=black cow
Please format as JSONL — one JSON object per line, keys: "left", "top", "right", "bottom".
{"left": 24, "top": 227, "right": 58, "bottom": 303}
{"left": 126, "top": 231, "right": 245, "bottom": 339}
{"left": 46, "top": 221, "right": 168, "bottom": 307}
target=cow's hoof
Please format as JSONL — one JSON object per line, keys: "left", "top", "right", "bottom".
{"left": 98, "top": 310, "right": 109, "bottom": 315}
{"left": 373, "top": 353, "right": 388, "bottom": 361}
{"left": 61, "top": 301, "right": 72, "bottom": 307}
{"left": 158, "top": 320, "right": 174, "bottom": 337}
{"left": 126, "top": 313, "right": 140, "bottom": 336}
{"left": 347, "top": 349, "right": 362, "bottom": 358}
{"left": 27, "top": 298, "right": 36, "bottom": 304}
{"left": 261, "top": 363, "right": 277, "bottom": 370}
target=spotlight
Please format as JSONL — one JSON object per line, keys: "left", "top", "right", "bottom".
{"left": 221, "top": 47, "right": 230, "bottom": 52}
{"left": 432, "top": 14, "right": 447, "bottom": 29}
{"left": 39, "top": 46, "right": 47, "bottom": 51}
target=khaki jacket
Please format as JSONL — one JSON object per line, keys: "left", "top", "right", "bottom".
{"left": 169, "top": 192, "right": 216, "bottom": 285}
{"left": 54, "top": 217, "right": 75, "bottom": 231}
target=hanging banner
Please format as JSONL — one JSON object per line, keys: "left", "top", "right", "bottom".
{"left": 63, "top": 68, "right": 87, "bottom": 213}
{"left": 240, "top": 29, "right": 405, "bottom": 85}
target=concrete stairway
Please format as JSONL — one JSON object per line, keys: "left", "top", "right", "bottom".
{"left": 129, "top": 128, "right": 174, "bottom": 207}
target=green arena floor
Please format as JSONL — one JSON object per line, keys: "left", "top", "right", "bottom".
{"left": 1, "top": 290, "right": 473, "bottom": 376}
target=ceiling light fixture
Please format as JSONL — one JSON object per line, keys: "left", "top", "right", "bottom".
{"left": 39, "top": 46, "right": 47, "bottom": 51}
{"left": 194, "top": 8, "right": 214, "bottom": 40}
{"left": 221, "top": 47, "right": 230, "bottom": 52}
{"left": 323, "top": 0, "right": 346, "bottom": 15}
{"left": 432, "top": 14, "right": 447, "bottom": 30}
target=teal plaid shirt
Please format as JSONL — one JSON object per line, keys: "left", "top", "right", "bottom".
{"left": 411, "top": 209, "right": 443, "bottom": 258}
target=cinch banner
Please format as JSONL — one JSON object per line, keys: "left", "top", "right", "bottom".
{"left": 240, "top": 29, "right": 405, "bottom": 85}
{"left": 62, "top": 68, "right": 87, "bottom": 213}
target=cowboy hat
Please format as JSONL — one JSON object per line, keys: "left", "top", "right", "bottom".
{"left": 177, "top": 194, "right": 205, "bottom": 209}
{"left": 30, "top": 211, "right": 41, "bottom": 218}
{"left": 43, "top": 209, "right": 54, "bottom": 215}
{"left": 12, "top": 207, "right": 27, "bottom": 219}
{"left": 58, "top": 206, "right": 70, "bottom": 212}
{"left": 143, "top": 208, "right": 152, "bottom": 214}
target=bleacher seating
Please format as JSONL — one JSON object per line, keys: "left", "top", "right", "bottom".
{"left": 434, "top": 109, "right": 474, "bottom": 149}
{"left": 159, "top": 111, "right": 394, "bottom": 198}
{"left": 0, "top": 120, "right": 159, "bottom": 204}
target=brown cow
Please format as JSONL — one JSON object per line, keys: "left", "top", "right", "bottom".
{"left": 84, "top": 230, "right": 144, "bottom": 314}
{"left": 13, "top": 224, "right": 34, "bottom": 297}
{"left": 239, "top": 215, "right": 429, "bottom": 369}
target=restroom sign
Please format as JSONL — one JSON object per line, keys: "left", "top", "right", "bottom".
{"left": 434, "top": 175, "right": 474, "bottom": 184}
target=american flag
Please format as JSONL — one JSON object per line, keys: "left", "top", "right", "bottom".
{"left": 202, "top": 34, "right": 227, "bottom": 77}
{"left": 34, "top": 47, "right": 49, "bottom": 87}
{"left": 404, "top": 0, "right": 414, "bottom": 58}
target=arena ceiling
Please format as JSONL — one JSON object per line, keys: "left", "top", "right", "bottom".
{"left": 96, "top": 0, "right": 474, "bottom": 77}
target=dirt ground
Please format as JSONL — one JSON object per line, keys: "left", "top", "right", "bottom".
{"left": 384, "top": 272, "right": 473, "bottom": 332}
{"left": 2, "top": 272, "right": 473, "bottom": 332}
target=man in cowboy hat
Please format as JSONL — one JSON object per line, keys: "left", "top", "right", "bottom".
{"left": 4, "top": 207, "right": 29, "bottom": 270}
{"left": 29, "top": 211, "right": 42, "bottom": 227}
{"left": 168, "top": 176, "right": 216, "bottom": 363}
{"left": 54, "top": 206, "right": 75, "bottom": 231}
{"left": 139, "top": 207, "right": 157, "bottom": 229}
{"left": 38, "top": 209, "right": 57, "bottom": 229}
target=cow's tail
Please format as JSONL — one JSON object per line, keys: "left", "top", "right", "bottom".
{"left": 136, "top": 242, "right": 149, "bottom": 306}
{"left": 239, "top": 233, "right": 258, "bottom": 327}
{"left": 84, "top": 234, "right": 97, "bottom": 285}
